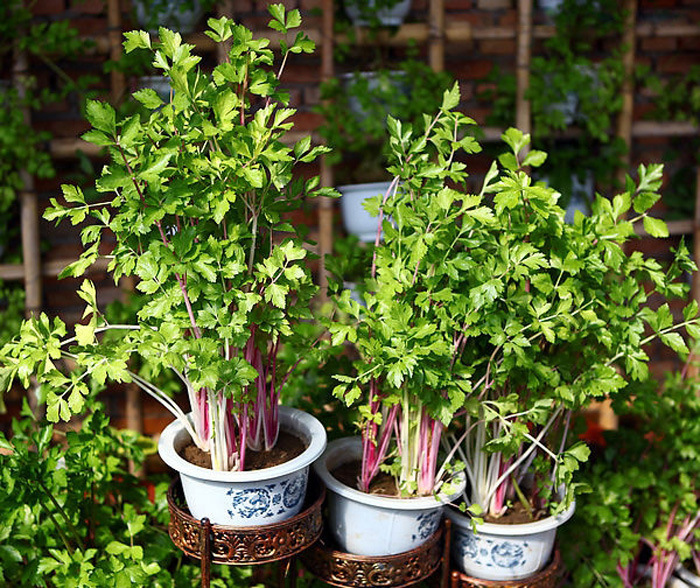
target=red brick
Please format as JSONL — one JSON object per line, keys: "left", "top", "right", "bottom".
{"left": 291, "top": 111, "right": 323, "bottom": 132}
{"left": 303, "top": 84, "right": 321, "bottom": 107}
{"left": 231, "top": 0, "right": 254, "bottom": 13}
{"left": 640, "top": 37, "right": 679, "bottom": 52}
{"left": 450, "top": 59, "right": 494, "bottom": 80}
{"left": 299, "top": 0, "right": 323, "bottom": 10}
{"left": 479, "top": 39, "right": 516, "bottom": 55}
{"left": 640, "top": 0, "right": 679, "bottom": 7}
{"left": 70, "top": 0, "right": 105, "bottom": 15}
{"left": 657, "top": 54, "right": 699, "bottom": 74}
{"left": 284, "top": 62, "right": 322, "bottom": 84}
{"left": 70, "top": 16, "right": 109, "bottom": 36}
{"left": 476, "top": 0, "right": 512, "bottom": 8}
{"left": 256, "top": 0, "right": 294, "bottom": 11}
{"left": 32, "top": 0, "right": 66, "bottom": 15}
{"left": 499, "top": 9, "right": 517, "bottom": 27}
{"left": 445, "top": 0, "right": 475, "bottom": 8}
{"left": 679, "top": 36, "right": 700, "bottom": 51}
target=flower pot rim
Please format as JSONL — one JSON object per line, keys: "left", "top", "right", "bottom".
{"left": 445, "top": 496, "right": 576, "bottom": 536}
{"left": 337, "top": 180, "right": 394, "bottom": 193}
{"left": 314, "top": 436, "right": 466, "bottom": 510}
{"left": 158, "top": 405, "right": 327, "bottom": 483}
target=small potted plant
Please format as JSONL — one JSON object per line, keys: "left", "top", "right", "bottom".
{"left": 343, "top": 0, "right": 413, "bottom": 28}
{"left": 131, "top": 0, "right": 214, "bottom": 35}
{"left": 562, "top": 368, "right": 699, "bottom": 588}
{"left": 316, "top": 56, "right": 453, "bottom": 242}
{"left": 0, "top": 6, "right": 333, "bottom": 526}
{"left": 442, "top": 129, "right": 700, "bottom": 581}
{"left": 313, "top": 86, "right": 476, "bottom": 557}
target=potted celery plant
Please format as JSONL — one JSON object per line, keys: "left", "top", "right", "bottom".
{"left": 0, "top": 6, "right": 333, "bottom": 526}
{"left": 563, "top": 369, "right": 699, "bottom": 588}
{"left": 314, "top": 86, "right": 477, "bottom": 557}
{"left": 442, "top": 129, "right": 700, "bottom": 581}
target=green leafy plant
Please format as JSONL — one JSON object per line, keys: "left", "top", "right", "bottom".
{"left": 562, "top": 369, "right": 699, "bottom": 587}
{"left": 437, "top": 127, "right": 699, "bottom": 520}
{"left": 0, "top": 6, "right": 334, "bottom": 472}
{"left": 440, "top": 128, "right": 699, "bottom": 521}
{"left": 328, "top": 84, "right": 481, "bottom": 497}
{"left": 0, "top": 404, "right": 258, "bottom": 586}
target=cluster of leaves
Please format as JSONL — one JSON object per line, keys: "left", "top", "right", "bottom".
{"left": 316, "top": 57, "right": 453, "bottom": 183}
{"left": 562, "top": 371, "right": 700, "bottom": 587}
{"left": 0, "top": 404, "right": 257, "bottom": 587}
{"left": 330, "top": 86, "right": 480, "bottom": 422}
{"left": 0, "top": 1, "right": 97, "bottom": 258}
{"left": 329, "top": 96, "right": 698, "bottom": 505}
{"left": 453, "top": 130, "right": 697, "bottom": 512}
{"left": 0, "top": 7, "right": 333, "bottom": 448}
{"left": 642, "top": 64, "right": 700, "bottom": 126}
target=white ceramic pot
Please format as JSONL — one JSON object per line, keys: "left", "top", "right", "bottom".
{"left": 446, "top": 500, "right": 576, "bottom": 581}
{"left": 338, "top": 181, "right": 391, "bottom": 242}
{"left": 344, "top": 0, "right": 412, "bottom": 27}
{"left": 313, "top": 437, "right": 466, "bottom": 557}
{"left": 158, "top": 406, "right": 327, "bottom": 526}
{"left": 672, "top": 565, "right": 700, "bottom": 588}
{"left": 133, "top": 0, "right": 204, "bottom": 34}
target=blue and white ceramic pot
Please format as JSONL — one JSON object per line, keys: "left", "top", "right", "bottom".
{"left": 313, "top": 437, "right": 466, "bottom": 557}
{"left": 158, "top": 406, "right": 327, "bottom": 526}
{"left": 446, "top": 499, "right": 575, "bottom": 581}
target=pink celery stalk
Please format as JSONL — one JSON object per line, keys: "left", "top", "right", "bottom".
{"left": 489, "top": 457, "right": 511, "bottom": 517}
{"left": 359, "top": 378, "right": 399, "bottom": 493}
{"left": 417, "top": 411, "right": 443, "bottom": 496}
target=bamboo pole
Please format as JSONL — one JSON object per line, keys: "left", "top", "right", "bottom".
{"left": 107, "top": 0, "right": 126, "bottom": 104}
{"left": 13, "top": 6, "right": 42, "bottom": 418}
{"left": 689, "top": 166, "right": 700, "bottom": 379}
{"left": 429, "top": 0, "right": 445, "bottom": 73}
{"left": 515, "top": 0, "right": 533, "bottom": 146}
{"left": 13, "top": 51, "right": 41, "bottom": 319}
{"left": 317, "top": 0, "right": 335, "bottom": 299}
{"left": 615, "top": 0, "right": 638, "bottom": 189}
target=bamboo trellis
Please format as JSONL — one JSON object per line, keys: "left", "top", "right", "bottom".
{"left": 5, "top": 0, "right": 700, "bottom": 426}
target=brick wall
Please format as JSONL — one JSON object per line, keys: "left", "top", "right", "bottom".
{"left": 1, "top": 0, "right": 698, "bottom": 433}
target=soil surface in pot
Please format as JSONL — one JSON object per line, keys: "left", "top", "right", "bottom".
{"left": 178, "top": 431, "right": 306, "bottom": 470}
{"left": 331, "top": 459, "right": 399, "bottom": 497}
{"left": 482, "top": 500, "right": 548, "bottom": 524}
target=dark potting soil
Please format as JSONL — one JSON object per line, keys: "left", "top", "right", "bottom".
{"left": 481, "top": 501, "right": 549, "bottom": 524}
{"left": 178, "top": 431, "right": 307, "bottom": 471}
{"left": 331, "top": 459, "right": 399, "bottom": 497}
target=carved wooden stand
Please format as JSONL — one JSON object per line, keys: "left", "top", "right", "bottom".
{"left": 167, "top": 477, "right": 325, "bottom": 588}
{"left": 301, "top": 518, "right": 453, "bottom": 587}
{"left": 449, "top": 550, "right": 562, "bottom": 588}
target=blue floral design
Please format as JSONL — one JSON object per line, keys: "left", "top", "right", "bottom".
{"left": 282, "top": 474, "right": 306, "bottom": 509}
{"left": 490, "top": 541, "right": 525, "bottom": 568}
{"left": 227, "top": 487, "right": 271, "bottom": 519}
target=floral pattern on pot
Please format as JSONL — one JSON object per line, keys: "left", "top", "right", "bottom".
{"left": 446, "top": 501, "right": 575, "bottom": 581}
{"left": 227, "top": 473, "right": 307, "bottom": 520}
{"left": 456, "top": 534, "right": 528, "bottom": 570}
{"left": 412, "top": 510, "right": 442, "bottom": 543}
